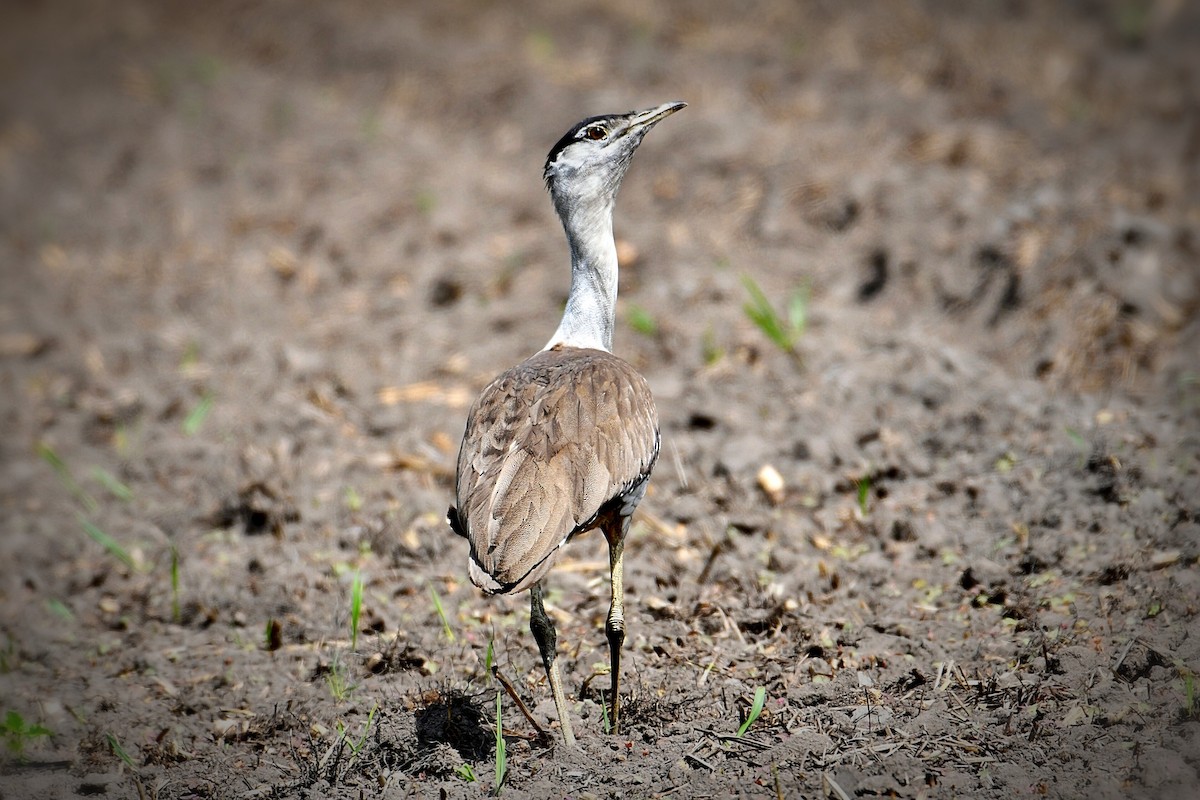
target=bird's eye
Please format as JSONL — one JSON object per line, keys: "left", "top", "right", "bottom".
{"left": 582, "top": 125, "right": 607, "bottom": 141}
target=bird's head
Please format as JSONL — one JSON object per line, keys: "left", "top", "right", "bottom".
{"left": 543, "top": 101, "right": 686, "bottom": 212}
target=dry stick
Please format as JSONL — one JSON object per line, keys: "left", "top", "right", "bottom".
{"left": 388, "top": 452, "right": 455, "bottom": 480}
{"left": 696, "top": 727, "right": 771, "bottom": 750}
{"left": 1112, "top": 637, "right": 1139, "bottom": 675}
{"left": 695, "top": 539, "right": 728, "bottom": 585}
{"left": 492, "top": 666, "right": 551, "bottom": 745}
{"left": 637, "top": 508, "right": 684, "bottom": 542}
{"left": 824, "top": 772, "right": 851, "bottom": 800}
{"left": 669, "top": 438, "right": 689, "bottom": 490}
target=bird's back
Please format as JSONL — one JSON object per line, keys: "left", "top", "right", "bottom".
{"left": 451, "top": 345, "right": 659, "bottom": 595}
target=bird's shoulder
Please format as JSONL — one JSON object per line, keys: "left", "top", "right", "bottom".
{"left": 466, "top": 345, "right": 657, "bottom": 459}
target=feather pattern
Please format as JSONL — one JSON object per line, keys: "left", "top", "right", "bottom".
{"left": 453, "top": 345, "right": 659, "bottom": 595}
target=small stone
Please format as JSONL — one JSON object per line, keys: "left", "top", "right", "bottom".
{"left": 1149, "top": 550, "right": 1181, "bottom": 570}
{"left": 268, "top": 246, "right": 297, "bottom": 280}
{"left": 0, "top": 332, "right": 49, "bottom": 357}
{"left": 757, "top": 464, "right": 785, "bottom": 505}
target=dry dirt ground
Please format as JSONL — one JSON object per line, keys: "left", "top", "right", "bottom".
{"left": 2, "top": 1, "right": 1199, "bottom": 798}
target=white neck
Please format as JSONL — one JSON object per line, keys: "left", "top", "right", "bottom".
{"left": 543, "top": 194, "right": 618, "bottom": 353}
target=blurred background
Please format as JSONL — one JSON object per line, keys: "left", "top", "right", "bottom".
{"left": 0, "top": 1, "right": 1197, "bottom": 797}
{"left": 3, "top": 0, "right": 1196, "bottom": 398}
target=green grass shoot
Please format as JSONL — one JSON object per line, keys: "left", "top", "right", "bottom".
{"left": 736, "top": 686, "right": 767, "bottom": 737}
{"left": 78, "top": 514, "right": 136, "bottom": 571}
{"left": 105, "top": 732, "right": 137, "bottom": 769}
{"left": 742, "top": 274, "right": 807, "bottom": 354}
{"left": 325, "top": 655, "right": 354, "bottom": 701}
{"left": 626, "top": 304, "right": 658, "bottom": 336}
{"left": 46, "top": 598, "right": 74, "bottom": 622}
{"left": 350, "top": 572, "right": 364, "bottom": 650}
{"left": 456, "top": 763, "right": 478, "bottom": 782}
{"left": 601, "top": 694, "right": 611, "bottom": 734}
{"left": 37, "top": 442, "right": 97, "bottom": 512}
{"left": 701, "top": 327, "right": 724, "bottom": 365}
{"left": 485, "top": 635, "right": 495, "bottom": 674}
{"left": 493, "top": 691, "right": 507, "bottom": 794}
{"left": 170, "top": 545, "right": 181, "bottom": 623}
{"left": 182, "top": 393, "right": 213, "bottom": 435}
{"left": 429, "top": 582, "right": 456, "bottom": 643}
{"left": 264, "top": 618, "right": 282, "bottom": 651}
{"left": 1064, "top": 426, "right": 1089, "bottom": 467}
{"left": 2, "top": 711, "right": 52, "bottom": 759}
{"left": 90, "top": 467, "right": 132, "bottom": 501}
{"left": 856, "top": 475, "right": 871, "bottom": 517}
{"left": 350, "top": 703, "right": 378, "bottom": 753}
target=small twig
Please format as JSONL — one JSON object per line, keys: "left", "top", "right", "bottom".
{"left": 669, "top": 439, "right": 689, "bottom": 490}
{"left": 696, "top": 539, "right": 729, "bottom": 585}
{"left": 824, "top": 772, "right": 851, "bottom": 800}
{"left": 637, "top": 508, "right": 684, "bottom": 543}
{"left": 492, "top": 666, "right": 551, "bottom": 746}
{"left": 696, "top": 727, "right": 771, "bottom": 750}
{"left": 1112, "top": 637, "right": 1138, "bottom": 676}
{"left": 387, "top": 452, "right": 454, "bottom": 480}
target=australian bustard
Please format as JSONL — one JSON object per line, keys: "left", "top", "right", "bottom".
{"left": 448, "top": 101, "right": 685, "bottom": 746}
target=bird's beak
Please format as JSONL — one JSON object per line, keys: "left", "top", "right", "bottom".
{"left": 628, "top": 101, "right": 687, "bottom": 131}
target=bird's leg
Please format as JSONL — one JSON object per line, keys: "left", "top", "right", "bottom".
{"left": 529, "top": 583, "right": 576, "bottom": 747}
{"left": 604, "top": 518, "right": 628, "bottom": 735}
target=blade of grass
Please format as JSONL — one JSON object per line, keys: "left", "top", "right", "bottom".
{"left": 350, "top": 572, "right": 364, "bottom": 650}
{"left": 182, "top": 393, "right": 213, "bottom": 435}
{"left": 37, "top": 442, "right": 97, "bottom": 512}
{"left": 78, "top": 514, "right": 136, "bottom": 571}
{"left": 90, "top": 467, "right": 133, "bottom": 502}
{"left": 736, "top": 686, "right": 767, "bottom": 737}
{"left": 742, "top": 275, "right": 790, "bottom": 350}
{"left": 741, "top": 274, "right": 808, "bottom": 354}
{"left": 264, "top": 618, "right": 282, "bottom": 651}
{"left": 351, "top": 703, "right": 378, "bottom": 752}
{"left": 787, "top": 282, "right": 809, "bottom": 337}
{"left": 170, "top": 545, "right": 181, "bottom": 623}
{"left": 493, "top": 690, "right": 506, "bottom": 794}
{"left": 105, "top": 732, "right": 137, "bottom": 769}
{"left": 626, "top": 304, "right": 658, "bottom": 336}
{"left": 856, "top": 476, "right": 871, "bottom": 517}
{"left": 429, "top": 582, "right": 456, "bottom": 643}
{"left": 46, "top": 598, "right": 74, "bottom": 622}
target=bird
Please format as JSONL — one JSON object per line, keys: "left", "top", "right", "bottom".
{"left": 448, "top": 101, "right": 685, "bottom": 746}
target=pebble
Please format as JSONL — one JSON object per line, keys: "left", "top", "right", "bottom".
{"left": 757, "top": 463, "right": 785, "bottom": 505}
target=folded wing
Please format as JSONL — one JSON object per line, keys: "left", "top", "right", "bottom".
{"left": 452, "top": 346, "right": 659, "bottom": 594}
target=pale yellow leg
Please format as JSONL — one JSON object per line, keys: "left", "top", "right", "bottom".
{"left": 606, "top": 530, "right": 626, "bottom": 735}
{"left": 530, "top": 583, "right": 577, "bottom": 747}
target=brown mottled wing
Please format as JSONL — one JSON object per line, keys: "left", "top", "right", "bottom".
{"left": 454, "top": 347, "right": 659, "bottom": 595}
